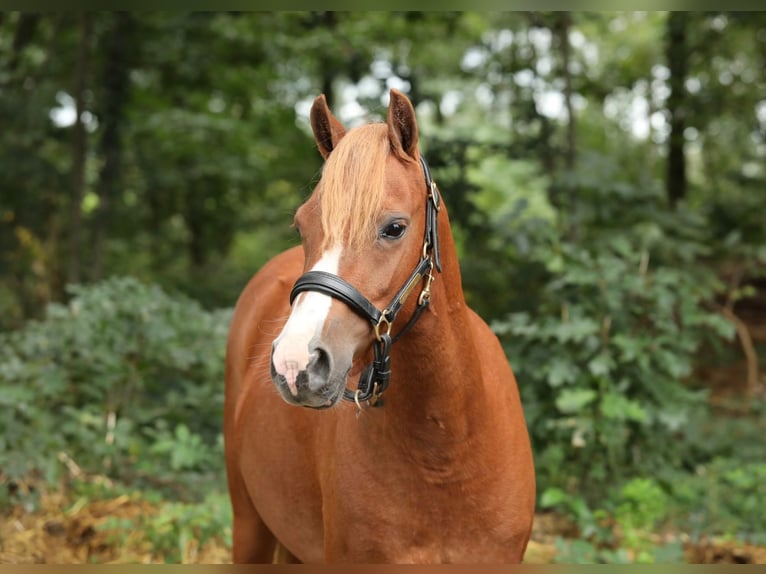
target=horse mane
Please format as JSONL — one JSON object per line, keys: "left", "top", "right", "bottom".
{"left": 317, "top": 123, "right": 389, "bottom": 250}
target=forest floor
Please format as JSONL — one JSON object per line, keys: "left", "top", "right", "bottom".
{"left": 2, "top": 480, "right": 765, "bottom": 564}
{"left": 2, "top": 286, "right": 765, "bottom": 565}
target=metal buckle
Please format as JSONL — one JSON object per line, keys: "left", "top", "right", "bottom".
{"left": 354, "top": 382, "right": 381, "bottom": 414}
{"left": 369, "top": 383, "right": 383, "bottom": 407}
{"left": 428, "top": 182, "right": 440, "bottom": 211}
{"left": 418, "top": 267, "right": 435, "bottom": 306}
{"left": 354, "top": 388, "right": 365, "bottom": 413}
{"left": 422, "top": 240, "right": 429, "bottom": 260}
{"left": 374, "top": 311, "right": 392, "bottom": 341}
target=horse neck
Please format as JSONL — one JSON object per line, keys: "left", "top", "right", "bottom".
{"left": 382, "top": 211, "right": 492, "bottom": 443}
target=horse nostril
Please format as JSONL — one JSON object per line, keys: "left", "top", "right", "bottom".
{"left": 307, "top": 345, "right": 331, "bottom": 390}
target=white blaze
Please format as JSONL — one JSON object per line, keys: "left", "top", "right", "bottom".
{"left": 272, "top": 245, "right": 342, "bottom": 395}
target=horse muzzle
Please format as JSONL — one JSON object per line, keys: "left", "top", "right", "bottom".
{"left": 269, "top": 340, "right": 349, "bottom": 409}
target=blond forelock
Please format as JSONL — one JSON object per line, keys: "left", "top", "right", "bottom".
{"left": 317, "top": 123, "right": 390, "bottom": 250}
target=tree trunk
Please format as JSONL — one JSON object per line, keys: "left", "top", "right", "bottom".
{"left": 558, "top": 12, "right": 576, "bottom": 172}
{"left": 557, "top": 12, "right": 578, "bottom": 241}
{"left": 524, "top": 21, "right": 556, "bottom": 177}
{"left": 67, "top": 13, "right": 91, "bottom": 286}
{"left": 508, "top": 25, "right": 521, "bottom": 146}
{"left": 186, "top": 187, "right": 207, "bottom": 269}
{"left": 665, "top": 12, "right": 688, "bottom": 208}
{"left": 317, "top": 12, "right": 338, "bottom": 109}
{"left": 91, "top": 12, "right": 134, "bottom": 280}
{"left": 9, "top": 13, "right": 41, "bottom": 72}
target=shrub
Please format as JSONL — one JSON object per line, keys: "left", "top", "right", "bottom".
{"left": 495, "top": 219, "right": 733, "bottom": 502}
{"left": 489, "top": 157, "right": 736, "bottom": 505}
{"left": 99, "top": 490, "right": 233, "bottom": 563}
{"left": 0, "top": 276, "right": 231, "bottom": 494}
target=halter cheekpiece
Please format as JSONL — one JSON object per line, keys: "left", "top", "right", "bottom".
{"left": 290, "top": 155, "right": 442, "bottom": 408}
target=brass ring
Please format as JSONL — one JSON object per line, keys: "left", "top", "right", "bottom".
{"left": 374, "top": 312, "right": 392, "bottom": 341}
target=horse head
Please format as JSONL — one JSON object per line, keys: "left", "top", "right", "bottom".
{"left": 270, "top": 89, "right": 438, "bottom": 409}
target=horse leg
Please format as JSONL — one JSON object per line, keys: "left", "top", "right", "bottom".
{"left": 231, "top": 506, "right": 278, "bottom": 563}
{"left": 273, "top": 541, "right": 302, "bottom": 564}
{"left": 232, "top": 503, "right": 302, "bottom": 564}
{"left": 229, "top": 470, "right": 278, "bottom": 563}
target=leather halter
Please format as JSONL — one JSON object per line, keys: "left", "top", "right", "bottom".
{"left": 290, "top": 155, "right": 442, "bottom": 407}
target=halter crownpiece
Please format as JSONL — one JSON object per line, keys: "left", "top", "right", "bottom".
{"left": 290, "top": 155, "right": 441, "bottom": 407}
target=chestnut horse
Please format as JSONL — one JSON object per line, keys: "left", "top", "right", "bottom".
{"left": 224, "top": 89, "right": 535, "bottom": 563}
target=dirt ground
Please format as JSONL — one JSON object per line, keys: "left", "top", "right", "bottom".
{"left": 0, "top": 481, "right": 230, "bottom": 564}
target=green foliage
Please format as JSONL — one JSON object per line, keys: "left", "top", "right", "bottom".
{"left": 552, "top": 535, "right": 685, "bottom": 564}
{"left": 99, "top": 490, "right": 232, "bottom": 563}
{"left": 467, "top": 153, "right": 557, "bottom": 247}
{"left": 0, "top": 276, "right": 231, "bottom": 495}
{"left": 613, "top": 477, "right": 669, "bottom": 560}
{"left": 660, "top": 398, "right": 766, "bottom": 546}
{"left": 539, "top": 399, "right": 766, "bottom": 561}
{"left": 665, "top": 458, "right": 766, "bottom": 546}
{"left": 553, "top": 538, "right": 633, "bottom": 564}
{"left": 494, "top": 199, "right": 734, "bottom": 498}
{"left": 485, "top": 146, "right": 759, "bottom": 560}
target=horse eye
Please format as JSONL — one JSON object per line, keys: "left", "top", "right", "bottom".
{"left": 381, "top": 221, "right": 407, "bottom": 240}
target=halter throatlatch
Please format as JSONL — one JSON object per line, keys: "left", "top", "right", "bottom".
{"left": 289, "top": 155, "right": 442, "bottom": 408}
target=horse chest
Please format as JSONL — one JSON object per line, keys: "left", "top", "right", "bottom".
{"left": 322, "top": 446, "right": 526, "bottom": 563}
{"left": 325, "top": 492, "right": 526, "bottom": 563}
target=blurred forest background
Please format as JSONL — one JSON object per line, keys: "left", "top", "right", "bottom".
{"left": 1, "top": 11, "right": 766, "bottom": 564}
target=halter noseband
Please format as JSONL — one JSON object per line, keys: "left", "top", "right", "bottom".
{"left": 289, "top": 155, "right": 442, "bottom": 408}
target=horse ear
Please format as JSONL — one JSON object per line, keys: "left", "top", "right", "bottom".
{"left": 387, "top": 89, "right": 419, "bottom": 160}
{"left": 310, "top": 94, "right": 346, "bottom": 159}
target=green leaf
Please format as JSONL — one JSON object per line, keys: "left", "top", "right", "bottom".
{"left": 539, "top": 487, "right": 569, "bottom": 509}
{"left": 554, "top": 317, "right": 600, "bottom": 343}
{"left": 587, "top": 352, "right": 615, "bottom": 378}
{"left": 600, "top": 392, "right": 648, "bottom": 423}
{"left": 547, "top": 358, "right": 578, "bottom": 387}
{"left": 555, "top": 388, "right": 597, "bottom": 414}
